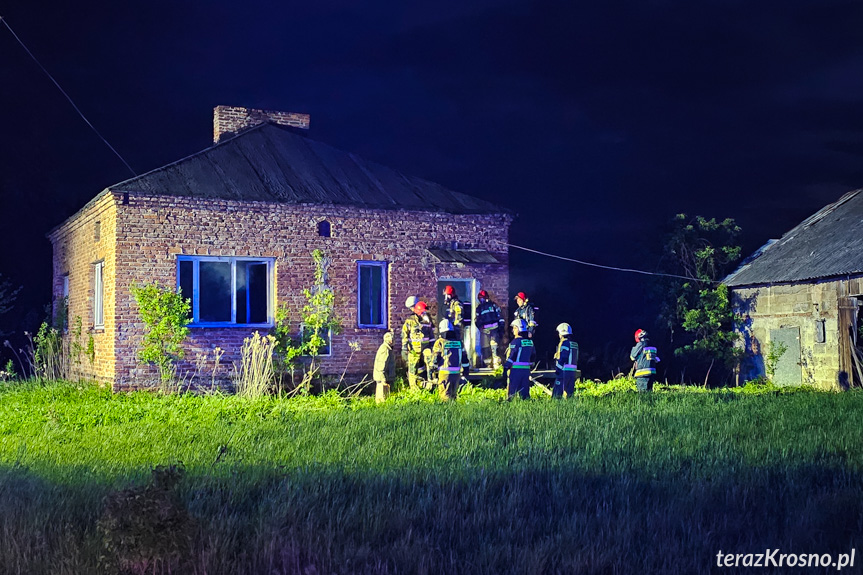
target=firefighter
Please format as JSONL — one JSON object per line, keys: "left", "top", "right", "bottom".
{"left": 432, "top": 319, "right": 469, "bottom": 401}
{"left": 630, "top": 329, "right": 660, "bottom": 392}
{"left": 373, "top": 331, "right": 396, "bottom": 403}
{"left": 474, "top": 289, "right": 505, "bottom": 369}
{"left": 442, "top": 285, "right": 464, "bottom": 341}
{"left": 552, "top": 323, "right": 579, "bottom": 399}
{"left": 503, "top": 318, "right": 536, "bottom": 400}
{"left": 401, "top": 301, "right": 432, "bottom": 390}
{"left": 513, "top": 292, "right": 537, "bottom": 338}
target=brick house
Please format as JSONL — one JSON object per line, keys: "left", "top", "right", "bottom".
{"left": 725, "top": 189, "right": 863, "bottom": 389}
{"left": 49, "top": 106, "right": 512, "bottom": 390}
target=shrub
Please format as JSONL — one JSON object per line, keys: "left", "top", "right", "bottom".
{"left": 130, "top": 283, "right": 191, "bottom": 383}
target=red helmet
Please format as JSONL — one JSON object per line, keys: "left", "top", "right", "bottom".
{"left": 478, "top": 289, "right": 488, "bottom": 299}
{"left": 634, "top": 329, "right": 646, "bottom": 342}
{"left": 515, "top": 292, "right": 527, "bottom": 301}
{"left": 413, "top": 301, "right": 428, "bottom": 314}
{"left": 444, "top": 285, "right": 455, "bottom": 296}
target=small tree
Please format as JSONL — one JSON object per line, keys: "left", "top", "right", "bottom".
{"left": 657, "top": 215, "right": 744, "bottom": 384}
{"left": 131, "top": 282, "right": 191, "bottom": 383}
{"left": 270, "top": 250, "right": 341, "bottom": 394}
{"left": 0, "top": 273, "right": 22, "bottom": 337}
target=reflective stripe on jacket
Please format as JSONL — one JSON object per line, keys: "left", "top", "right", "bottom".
{"left": 505, "top": 338, "right": 536, "bottom": 370}
{"left": 555, "top": 338, "right": 579, "bottom": 371}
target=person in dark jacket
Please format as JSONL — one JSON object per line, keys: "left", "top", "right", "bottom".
{"left": 513, "top": 292, "right": 537, "bottom": 338}
{"left": 504, "top": 319, "right": 536, "bottom": 399}
{"left": 373, "top": 331, "right": 396, "bottom": 403}
{"left": 630, "top": 329, "right": 660, "bottom": 392}
{"left": 474, "top": 289, "right": 505, "bottom": 369}
{"left": 432, "top": 319, "right": 469, "bottom": 401}
{"left": 553, "top": 323, "right": 579, "bottom": 399}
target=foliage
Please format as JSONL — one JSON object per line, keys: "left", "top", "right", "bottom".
{"left": 270, "top": 250, "right": 342, "bottom": 395}
{"left": 764, "top": 339, "right": 788, "bottom": 381}
{"left": 130, "top": 282, "right": 191, "bottom": 383}
{"left": 97, "top": 464, "right": 194, "bottom": 574}
{"left": 233, "top": 332, "right": 276, "bottom": 398}
{"left": 0, "top": 273, "right": 22, "bottom": 336}
{"left": 0, "top": 381, "right": 859, "bottom": 574}
{"left": 658, "top": 214, "right": 744, "bottom": 383}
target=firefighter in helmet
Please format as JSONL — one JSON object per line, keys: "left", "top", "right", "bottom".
{"left": 474, "top": 289, "right": 505, "bottom": 369}
{"left": 513, "top": 292, "right": 537, "bottom": 338}
{"left": 503, "top": 318, "right": 536, "bottom": 400}
{"left": 630, "top": 329, "right": 660, "bottom": 392}
{"left": 432, "top": 318, "right": 469, "bottom": 401}
{"left": 442, "top": 285, "right": 464, "bottom": 341}
{"left": 401, "top": 300, "right": 433, "bottom": 390}
{"left": 553, "top": 323, "right": 579, "bottom": 399}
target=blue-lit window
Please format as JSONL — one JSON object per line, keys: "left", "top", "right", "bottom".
{"left": 177, "top": 256, "right": 273, "bottom": 327}
{"left": 357, "top": 261, "right": 387, "bottom": 328}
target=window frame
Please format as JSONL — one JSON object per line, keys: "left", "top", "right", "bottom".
{"left": 93, "top": 261, "right": 104, "bottom": 329}
{"left": 356, "top": 260, "right": 388, "bottom": 329}
{"left": 300, "top": 324, "right": 332, "bottom": 357}
{"left": 176, "top": 255, "right": 275, "bottom": 328}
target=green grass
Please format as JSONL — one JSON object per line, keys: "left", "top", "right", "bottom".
{"left": 0, "top": 380, "right": 861, "bottom": 574}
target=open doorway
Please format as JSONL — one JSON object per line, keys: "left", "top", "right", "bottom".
{"left": 436, "top": 278, "right": 478, "bottom": 366}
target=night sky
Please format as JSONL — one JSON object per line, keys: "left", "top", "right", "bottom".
{"left": 3, "top": 1, "right": 863, "bottom": 375}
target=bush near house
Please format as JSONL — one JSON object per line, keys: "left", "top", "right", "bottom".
{"left": 0, "top": 380, "right": 861, "bottom": 574}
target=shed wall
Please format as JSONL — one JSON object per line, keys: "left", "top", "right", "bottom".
{"left": 731, "top": 276, "right": 863, "bottom": 389}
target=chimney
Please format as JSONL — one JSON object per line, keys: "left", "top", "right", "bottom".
{"left": 213, "top": 105, "right": 310, "bottom": 143}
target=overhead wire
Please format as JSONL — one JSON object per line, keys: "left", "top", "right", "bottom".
{"left": 0, "top": 15, "right": 137, "bottom": 177}
{"left": 506, "top": 242, "right": 719, "bottom": 283}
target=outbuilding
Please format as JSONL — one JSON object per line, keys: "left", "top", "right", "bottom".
{"left": 725, "top": 189, "right": 863, "bottom": 388}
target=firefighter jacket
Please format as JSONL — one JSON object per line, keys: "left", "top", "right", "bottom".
{"left": 630, "top": 339, "right": 660, "bottom": 378}
{"left": 554, "top": 337, "right": 579, "bottom": 375}
{"left": 475, "top": 300, "right": 504, "bottom": 334}
{"left": 401, "top": 314, "right": 432, "bottom": 354}
{"left": 444, "top": 297, "right": 463, "bottom": 331}
{"left": 504, "top": 336, "right": 536, "bottom": 373}
{"left": 373, "top": 341, "right": 396, "bottom": 383}
{"left": 513, "top": 301, "right": 537, "bottom": 334}
{"left": 432, "top": 337, "right": 469, "bottom": 378}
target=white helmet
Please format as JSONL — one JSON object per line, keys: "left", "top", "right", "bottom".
{"left": 510, "top": 319, "right": 528, "bottom": 332}
{"left": 556, "top": 323, "right": 572, "bottom": 336}
{"left": 439, "top": 319, "right": 454, "bottom": 333}
{"left": 404, "top": 296, "right": 419, "bottom": 309}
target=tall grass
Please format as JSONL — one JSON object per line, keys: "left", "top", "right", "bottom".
{"left": 0, "top": 380, "right": 860, "bottom": 574}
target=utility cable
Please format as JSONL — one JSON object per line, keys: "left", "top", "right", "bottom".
{"left": 506, "top": 242, "right": 719, "bottom": 283}
{"left": 1, "top": 16, "right": 137, "bottom": 177}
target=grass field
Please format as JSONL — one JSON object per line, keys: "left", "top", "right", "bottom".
{"left": 0, "top": 380, "right": 861, "bottom": 574}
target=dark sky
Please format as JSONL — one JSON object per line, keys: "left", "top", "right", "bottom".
{"left": 2, "top": 0, "right": 863, "bottom": 372}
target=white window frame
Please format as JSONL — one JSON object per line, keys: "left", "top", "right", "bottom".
{"left": 300, "top": 324, "right": 332, "bottom": 357}
{"left": 176, "top": 255, "right": 274, "bottom": 327}
{"left": 93, "top": 261, "right": 104, "bottom": 329}
{"left": 357, "top": 260, "right": 388, "bottom": 329}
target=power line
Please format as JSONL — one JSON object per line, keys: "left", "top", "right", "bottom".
{"left": 1, "top": 16, "right": 137, "bottom": 177}
{"left": 506, "top": 242, "right": 718, "bottom": 283}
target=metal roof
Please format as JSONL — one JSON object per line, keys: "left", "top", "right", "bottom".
{"left": 725, "top": 189, "right": 863, "bottom": 286}
{"left": 427, "top": 249, "right": 501, "bottom": 264}
{"left": 108, "top": 123, "right": 509, "bottom": 215}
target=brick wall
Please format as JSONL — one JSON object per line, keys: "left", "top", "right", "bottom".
{"left": 213, "top": 106, "right": 310, "bottom": 143}
{"left": 48, "top": 192, "right": 119, "bottom": 383}
{"left": 731, "top": 277, "right": 863, "bottom": 389}
{"left": 95, "top": 194, "right": 511, "bottom": 390}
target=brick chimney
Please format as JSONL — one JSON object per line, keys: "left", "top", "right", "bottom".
{"left": 213, "top": 105, "right": 310, "bottom": 143}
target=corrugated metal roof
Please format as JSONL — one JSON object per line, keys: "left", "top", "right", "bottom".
{"left": 108, "top": 123, "right": 510, "bottom": 215}
{"left": 725, "top": 189, "right": 863, "bottom": 286}
{"left": 428, "top": 249, "right": 501, "bottom": 264}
